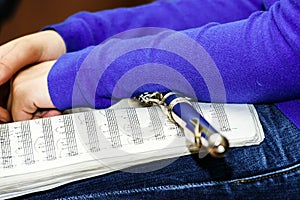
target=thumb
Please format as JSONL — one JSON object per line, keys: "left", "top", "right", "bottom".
{"left": 11, "top": 96, "right": 38, "bottom": 121}
{"left": 0, "top": 42, "right": 41, "bottom": 85}
{"left": 0, "top": 31, "right": 66, "bottom": 85}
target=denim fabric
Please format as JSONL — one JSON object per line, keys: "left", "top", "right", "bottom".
{"left": 22, "top": 104, "right": 300, "bottom": 199}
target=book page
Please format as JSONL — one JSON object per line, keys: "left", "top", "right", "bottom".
{"left": 0, "top": 100, "right": 264, "bottom": 199}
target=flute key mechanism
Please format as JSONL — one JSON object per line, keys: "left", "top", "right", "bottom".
{"left": 135, "top": 92, "right": 229, "bottom": 158}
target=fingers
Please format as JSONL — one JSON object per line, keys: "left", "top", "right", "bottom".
{"left": 0, "top": 106, "right": 11, "bottom": 123}
{"left": 0, "top": 31, "right": 66, "bottom": 123}
{"left": 0, "top": 81, "right": 10, "bottom": 108}
{"left": 9, "top": 80, "right": 41, "bottom": 121}
{"left": 0, "top": 78, "right": 11, "bottom": 123}
{"left": 11, "top": 100, "right": 37, "bottom": 121}
{"left": 40, "top": 109, "right": 62, "bottom": 118}
{"left": 0, "top": 37, "right": 42, "bottom": 84}
{"left": 0, "top": 30, "right": 66, "bottom": 85}
{"left": 11, "top": 106, "right": 62, "bottom": 121}
{"left": 32, "top": 109, "right": 62, "bottom": 119}
{"left": 9, "top": 61, "right": 57, "bottom": 121}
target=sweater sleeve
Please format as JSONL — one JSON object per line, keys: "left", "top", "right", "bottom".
{"left": 43, "top": 0, "right": 262, "bottom": 52}
{"left": 48, "top": 0, "right": 300, "bottom": 110}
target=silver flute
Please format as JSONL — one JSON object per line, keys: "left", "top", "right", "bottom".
{"left": 136, "top": 92, "right": 229, "bottom": 158}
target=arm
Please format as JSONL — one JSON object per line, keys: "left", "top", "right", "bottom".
{"left": 44, "top": 0, "right": 262, "bottom": 52}
{"left": 0, "top": 0, "right": 262, "bottom": 122}
{"left": 45, "top": 0, "right": 299, "bottom": 110}
{"left": 10, "top": 0, "right": 300, "bottom": 121}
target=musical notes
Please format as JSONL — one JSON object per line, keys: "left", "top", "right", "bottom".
{"left": 0, "top": 99, "right": 264, "bottom": 200}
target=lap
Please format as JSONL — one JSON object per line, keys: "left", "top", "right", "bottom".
{"left": 23, "top": 104, "right": 300, "bottom": 199}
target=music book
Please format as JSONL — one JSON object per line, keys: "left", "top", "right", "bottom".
{"left": 0, "top": 99, "right": 264, "bottom": 199}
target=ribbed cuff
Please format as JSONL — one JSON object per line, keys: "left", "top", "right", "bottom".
{"left": 42, "top": 15, "right": 97, "bottom": 52}
{"left": 47, "top": 47, "right": 94, "bottom": 110}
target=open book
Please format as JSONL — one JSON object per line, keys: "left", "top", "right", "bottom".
{"left": 0, "top": 99, "right": 264, "bottom": 199}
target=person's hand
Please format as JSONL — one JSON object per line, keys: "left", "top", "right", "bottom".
{"left": 0, "top": 81, "right": 10, "bottom": 123}
{"left": 0, "top": 30, "right": 66, "bottom": 84}
{"left": 8, "top": 60, "right": 61, "bottom": 121}
{"left": 0, "top": 30, "right": 66, "bottom": 122}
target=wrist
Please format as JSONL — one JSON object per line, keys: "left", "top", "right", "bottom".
{"left": 40, "top": 30, "right": 66, "bottom": 60}
{"left": 47, "top": 46, "right": 95, "bottom": 110}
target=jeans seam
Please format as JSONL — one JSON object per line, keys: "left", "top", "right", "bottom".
{"left": 57, "top": 162, "right": 300, "bottom": 200}
{"left": 231, "top": 162, "right": 300, "bottom": 184}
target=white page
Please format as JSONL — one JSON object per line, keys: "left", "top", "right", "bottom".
{"left": 0, "top": 101, "right": 264, "bottom": 199}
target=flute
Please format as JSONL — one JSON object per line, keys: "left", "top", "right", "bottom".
{"left": 136, "top": 92, "right": 229, "bottom": 158}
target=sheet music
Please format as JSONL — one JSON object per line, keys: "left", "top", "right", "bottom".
{"left": 0, "top": 100, "right": 264, "bottom": 199}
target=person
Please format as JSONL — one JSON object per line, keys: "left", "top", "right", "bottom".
{"left": 0, "top": 0, "right": 299, "bottom": 123}
{"left": 0, "top": 0, "right": 299, "bottom": 199}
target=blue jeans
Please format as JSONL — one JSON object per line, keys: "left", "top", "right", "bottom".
{"left": 23, "top": 104, "right": 300, "bottom": 199}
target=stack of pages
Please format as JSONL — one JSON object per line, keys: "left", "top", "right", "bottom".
{"left": 0, "top": 99, "right": 264, "bottom": 199}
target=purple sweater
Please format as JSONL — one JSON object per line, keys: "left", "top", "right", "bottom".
{"left": 44, "top": 0, "right": 300, "bottom": 128}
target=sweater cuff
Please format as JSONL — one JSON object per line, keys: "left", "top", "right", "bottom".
{"left": 47, "top": 46, "right": 94, "bottom": 110}
{"left": 42, "top": 13, "right": 100, "bottom": 52}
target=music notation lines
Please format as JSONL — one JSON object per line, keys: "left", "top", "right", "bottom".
{"left": 105, "top": 109, "right": 122, "bottom": 148}
{"left": 21, "top": 121, "right": 35, "bottom": 165}
{"left": 63, "top": 115, "right": 78, "bottom": 156}
{"left": 212, "top": 103, "right": 231, "bottom": 132}
{"left": 127, "top": 108, "right": 143, "bottom": 144}
{"left": 42, "top": 118, "right": 56, "bottom": 161}
{"left": 0, "top": 124, "right": 13, "bottom": 169}
{"left": 84, "top": 112, "right": 101, "bottom": 152}
{"left": 147, "top": 107, "right": 165, "bottom": 140}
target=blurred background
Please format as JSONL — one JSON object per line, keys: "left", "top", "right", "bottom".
{"left": 0, "top": 0, "right": 153, "bottom": 44}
